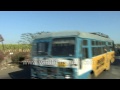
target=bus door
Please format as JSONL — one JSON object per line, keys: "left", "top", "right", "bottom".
{"left": 77, "top": 39, "right": 92, "bottom": 79}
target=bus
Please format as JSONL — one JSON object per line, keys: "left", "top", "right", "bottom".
{"left": 30, "top": 31, "right": 115, "bottom": 79}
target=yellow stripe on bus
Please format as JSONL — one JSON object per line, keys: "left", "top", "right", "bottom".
{"left": 92, "top": 51, "right": 115, "bottom": 77}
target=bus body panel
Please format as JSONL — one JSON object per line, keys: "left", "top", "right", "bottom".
{"left": 77, "top": 58, "right": 92, "bottom": 79}
{"left": 92, "top": 55, "right": 104, "bottom": 77}
{"left": 92, "top": 51, "right": 115, "bottom": 77}
{"left": 78, "top": 70, "right": 92, "bottom": 79}
{"left": 31, "top": 57, "right": 93, "bottom": 79}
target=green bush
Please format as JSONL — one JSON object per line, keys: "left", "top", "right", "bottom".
{"left": 11, "top": 52, "right": 30, "bottom": 64}
{"left": 0, "top": 50, "right": 5, "bottom": 63}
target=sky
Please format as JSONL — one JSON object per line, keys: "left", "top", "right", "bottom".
{"left": 0, "top": 11, "right": 120, "bottom": 44}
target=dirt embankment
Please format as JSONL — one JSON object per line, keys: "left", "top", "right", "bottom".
{"left": 0, "top": 56, "right": 18, "bottom": 71}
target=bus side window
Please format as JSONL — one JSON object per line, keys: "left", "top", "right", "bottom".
{"left": 92, "top": 47, "right": 101, "bottom": 56}
{"left": 83, "top": 40, "right": 88, "bottom": 45}
{"left": 92, "top": 47, "right": 96, "bottom": 56}
{"left": 92, "top": 41, "right": 94, "bottom": 45}
{"left": 101, "top": 47, "right": 104, "bottom": 54}
{"left": 82, "top": 48, "right": 88, "bottom": 59}
{"left": 97, "top": 47, "right": 101, "bottom": 55}
{"left": 109, "top": 46, "right": 113, "bottom": 51}
{"left": 99, "top": 47, "right": 103, "bottom": 55}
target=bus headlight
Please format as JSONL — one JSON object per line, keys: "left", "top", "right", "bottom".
{"left": 65, "top": 75, "right": 71, "bottom": 79}
{"left": 58, "top": 62, "right": 67, "bottom": 67}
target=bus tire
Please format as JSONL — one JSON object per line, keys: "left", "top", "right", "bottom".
{"left": 88, "top": 74, "right": 92, "bottom": 79}
{"left": 88, "top": 71, "right": 93, "bottom": 79}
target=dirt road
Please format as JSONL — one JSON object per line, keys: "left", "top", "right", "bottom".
{"left": 0, "top": 59, "right": 120, "bottom": 79}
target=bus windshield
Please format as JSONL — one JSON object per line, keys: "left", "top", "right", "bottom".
{"left": 51, "top": 37, "right": 75, "bottom": 57}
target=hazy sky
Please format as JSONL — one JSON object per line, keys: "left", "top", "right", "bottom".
{"left": 0, "top": 11, "right": 120, "bottom": 44}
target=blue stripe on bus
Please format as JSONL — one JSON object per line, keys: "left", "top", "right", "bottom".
{"left": 78, "top": 70, "right": 92, "bottom": 79}
{"left": 73, "top": 68, "right": 78, "bottom": 79}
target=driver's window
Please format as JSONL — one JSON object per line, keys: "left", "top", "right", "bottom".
{"left": 82, "top": 48, "right": 88, "bottom": 59}
{"left": 37, "top": 42, "right": 48, "bottom": 55}
{"left": 82, "top": 39, "right": 88, "bottom": 59}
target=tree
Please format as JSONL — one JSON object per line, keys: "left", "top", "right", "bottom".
{"left": 18, "top": 31, "right": 50, "bottom": 44}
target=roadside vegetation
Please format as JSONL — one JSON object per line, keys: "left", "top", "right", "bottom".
{"left": 0, "top": 31, "right": 49, "bottom": 65}
{"left": 0, "top": 50, "right": 4, "bottom": 63}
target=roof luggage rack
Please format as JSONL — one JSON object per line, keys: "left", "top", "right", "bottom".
{"left": 90, "top": 32, "right": 109, "bottom": 38}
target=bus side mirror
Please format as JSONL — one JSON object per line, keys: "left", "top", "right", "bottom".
{"left": 104, "top": 49, "right": 107, "bottom": 53}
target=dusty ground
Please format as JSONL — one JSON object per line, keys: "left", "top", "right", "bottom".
{"left": 0, "top": 67, "right": 22, "bottom": 79}
{"left": 0, "top": 57, "right": 28, "bottom": 79}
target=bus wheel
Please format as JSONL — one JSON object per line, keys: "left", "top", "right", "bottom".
{"left": 88, "top": 74, "right": 92, "bottom": 79}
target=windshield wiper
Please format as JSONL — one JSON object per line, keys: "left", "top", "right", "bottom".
{"left": 46, "top": 55, "right": 52, "bottom": 58}
{"left": 38, "top": 51, "right": 48, "bottom": 55}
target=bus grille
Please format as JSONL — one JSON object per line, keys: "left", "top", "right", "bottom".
{"left": 31, "top": 65, "right": 73, "bottom": 79}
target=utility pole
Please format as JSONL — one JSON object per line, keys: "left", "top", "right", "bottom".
{"left": 0, "top": 34, "right": 4, "bottom": 52}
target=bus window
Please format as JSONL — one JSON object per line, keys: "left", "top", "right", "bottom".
{"left": 37, "top": 42, "right": 49, "bottom": 55}
{"left": 95, "top": 47, "right": 99, "bottom": 55}
{"left": 100, "top": 47, "right": 103, "bottom": 54}
{"left": 32, "top": 42, "right": 49, "bottom": 56}
{"left": 101, "top": 47, "right": 104, "bottom": 54}
{"left": 102, "top": 42, "right": 104, "bottom": 45}
{"left": 94, "top": 41, "right": 97, "bottom": 45}
{"left": 98, "top": 42, "right": 100, "bottom": 45}
{"left": 51, "top": 37, "right": 75, "bottom": 57}
{"left": 96, "top": 41, "right": 99, "bottom": 45}
{"left": 92, "top": 40, "right": 95, "bottom": 45}
{"left": 92, "top": 47, "right": 98, "bottom": 56}
{"left": 99, "top": 42, "right": 102, "bottom": 45}
{"left": 107, "top": 46, "right": 113, "bottom": 51}
{"left": 97, "top": 47, "right": 100, "bottom": 55}
{"left": 98, "top": 47, "right": 103, "bottom": 55}
{"left": 83, "top": 40, "right": 88, "bottom": 45}
{"left": 108, "top": 42, "right": 111, "bottom": 45}
{"left": 102, "top": 42, "right": 105, "bottom": 45}
{"left": 82, "top": 48, "right": 88, "bottom": 59}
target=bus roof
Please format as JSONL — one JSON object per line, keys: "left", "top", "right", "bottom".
{"left": 34, "top": 31, "right": 113, "bottom": 42}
